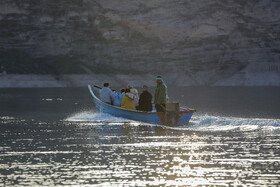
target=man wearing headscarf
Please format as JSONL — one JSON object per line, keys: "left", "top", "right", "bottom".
{"left": 154, "top": 75, "right": 167, "bottom": 112}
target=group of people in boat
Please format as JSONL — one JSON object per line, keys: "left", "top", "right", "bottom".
{"left": 99, "top": 76, "right": 167, "bottom": 112}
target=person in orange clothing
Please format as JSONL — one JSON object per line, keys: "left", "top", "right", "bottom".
{"left": 121, "top": 89, "right": 136, "bottom": 110}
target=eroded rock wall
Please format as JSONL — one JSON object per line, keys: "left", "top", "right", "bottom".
{"left": 0, "top": 0, "right": 279, "bottom": 85}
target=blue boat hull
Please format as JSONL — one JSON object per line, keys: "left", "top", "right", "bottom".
{"left": 88, "top": 85, "right": 195, "bottom": 125}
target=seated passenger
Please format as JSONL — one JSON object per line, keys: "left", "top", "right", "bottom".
{"left": 121, "top": 89, "right": 136, "bottom": 110}
{"left": 112, "top": 89, "right": 118, "bottom": 98}
{"left": 130, "top": 88, "right": 139, "bottom": 108}
{"left": 100, "top": 83, "right": 114, "bottom": 104}
{"left": 113, "top": 88, "right": 125, "bottom": 107}
{"left": 137, "top": 85, "right": 152, "bottom": 111}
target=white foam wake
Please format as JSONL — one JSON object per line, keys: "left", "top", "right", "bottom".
{"left": 65, "top": 111, "right": 133, "bottom": 123}
{"left": 65, "top": 111, "right": 280, "bottom": 132}
{"left": 185, "top": 115, "right": 280, "bottom": 132}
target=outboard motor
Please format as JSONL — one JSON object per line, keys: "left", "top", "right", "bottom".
{"left": 165, "top": 102, "right": 179, "bottom": 126}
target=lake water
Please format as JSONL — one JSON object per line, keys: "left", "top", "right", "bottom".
{"left": 1, "top": 87, "right": 280, "bottom": 186}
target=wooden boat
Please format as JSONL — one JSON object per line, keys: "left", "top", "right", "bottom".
{"left": 88, "top": 85, "right": 196, "bottom": 126}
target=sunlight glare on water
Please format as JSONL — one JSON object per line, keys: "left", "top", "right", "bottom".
{"left": 1, "top": 113, "right": 280, "bottom": 186}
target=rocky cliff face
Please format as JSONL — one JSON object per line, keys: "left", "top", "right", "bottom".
{"left": 0, "top": 0, "right": 279, "bottom": 85}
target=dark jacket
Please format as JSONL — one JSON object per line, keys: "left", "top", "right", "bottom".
{"left": 138, "top": 90, "right": 153, "bottom": 111}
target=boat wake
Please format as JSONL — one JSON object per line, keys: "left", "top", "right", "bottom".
{"left": 65, "top": 111, "right": 130, "bottom": 123}
{"left": 185, "top": 115, "right": 280, "bottom": 132}
{"left": 65, "top": 111, "right": 280, "bottom": 132}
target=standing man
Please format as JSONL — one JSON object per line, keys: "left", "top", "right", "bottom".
{"left": 138, "top": 85, "right": 152, "bottom": 111}
{"left": 100, "top": 83, "right": 114, "bottom": 104}
{"left": 154, "top": 76, "right": 167, "bottom": 112}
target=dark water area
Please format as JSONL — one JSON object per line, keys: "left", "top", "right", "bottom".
{"left": 1, "top": 87, "right": 280, "bottom": 186}
{"left": 1, "top": 86, "right": 280, "bottom": 120}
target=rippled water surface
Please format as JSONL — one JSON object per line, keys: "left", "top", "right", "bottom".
{"left": 1, "top": 87, "right": 280, "bottom": 186}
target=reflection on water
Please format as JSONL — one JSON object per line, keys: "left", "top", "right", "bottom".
{"left": 1, "top": 116, "right": 280, "bottom": 186}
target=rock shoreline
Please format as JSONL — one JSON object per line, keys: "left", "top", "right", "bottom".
{"left": 0, "top": 73, "right": 280, "bottom": 88}
{"left": 0, "top": 74, "right": 158, "bottom": 88}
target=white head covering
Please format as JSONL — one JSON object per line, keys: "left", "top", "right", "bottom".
{"left": 130, "top": 88, "right": 138, "bottom": 94}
